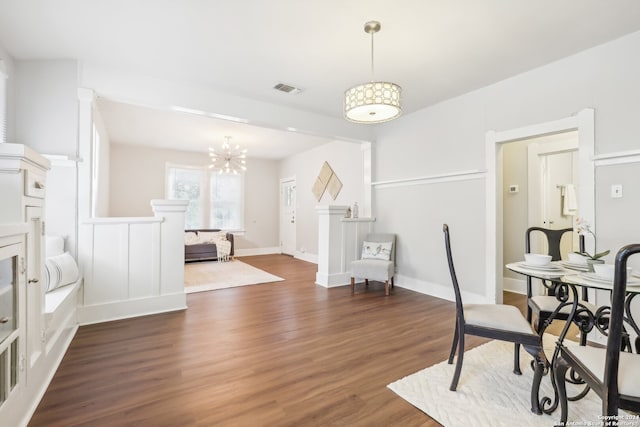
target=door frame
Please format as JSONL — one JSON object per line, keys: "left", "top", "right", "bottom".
{"left": 485, "top": 109, "right": 595, "bottom": 303}
{"left": 279, "top": 176, "right": 296, "bottom": 256}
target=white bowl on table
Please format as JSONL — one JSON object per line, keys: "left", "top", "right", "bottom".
{"left": 592, "top": 264, "right": 632, "bottom": 281}
{"left": 524, "top": 253, "right": 552, "bottom": 266}
{"left": 567, "top": 252, "right": 589, "bottom": 265}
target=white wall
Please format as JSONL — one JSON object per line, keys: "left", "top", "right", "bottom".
{"left": 15, "top": 60, "right": 78, "bottom": 156}
{"left": 14, "top": 60, "right": 80, "bottom": 256}
{"left": 502, "top": 141, "right": 529, "bottom": 282}
{"left": 279, "top": 140, "right": 365, "bottom": 259}
{"left": 242, "top": 157, "right": 279, "bottom": 252}
{"left": 374, "top": 30, "right": 640, "bottom": 300}
{"left": 109, "top": 143, "right": 279, "bottom": 251}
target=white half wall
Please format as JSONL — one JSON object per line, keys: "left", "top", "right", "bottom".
{"left": 77, "top": 200, "right": 188, "bottom": 325}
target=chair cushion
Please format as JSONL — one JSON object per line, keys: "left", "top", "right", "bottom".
{"left": 530, "top": 295, "right": 597, "bottom": 314}
{"left": 565, "top": 346, "right": 640, "bottom": 397}
{"left": 351, "top": 259, "right": 394, "bottom": 282}
{"left": 464, "top": 304, "right": 535, "bottom": 335}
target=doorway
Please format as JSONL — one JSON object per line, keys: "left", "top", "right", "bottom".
{"left": 280, "top": 177, "right": 296, "bottom": 256}
{"left": 502, "top": 132, "right": 579, "bottom": 294}
{"left": 485, "top": 109, "right": 595, "bottom": 303}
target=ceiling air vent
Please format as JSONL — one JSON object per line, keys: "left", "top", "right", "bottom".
{"left": 273, "top": 83, "right": 302, "bottom": 94}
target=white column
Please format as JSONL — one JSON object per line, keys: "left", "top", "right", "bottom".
{"left": 151, "top": 199, "right": 189, "bottom": 296}
{"left": 315, "top": 205, "right": 349, "bottom": 287}
{"left": 76, "top": 88, "right": 95, "bottom": 275}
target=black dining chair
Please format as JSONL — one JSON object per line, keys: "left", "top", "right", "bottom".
{"left": 524, "top": 227, "right": 592, "bottom": 338}
{"left": 443, "top": 224, "right": 546, "bottom": 414}
{"left": 554, "top": 244, "right": 640, "bottom": 424}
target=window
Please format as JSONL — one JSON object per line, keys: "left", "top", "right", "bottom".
{"left": 210, "top": 173, "right": 243, "bottom": 230}
{"left": 166, "top": 164, "right": 243, "bottom": 231}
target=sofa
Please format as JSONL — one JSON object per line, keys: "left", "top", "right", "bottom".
{"left": 184, "top": 229, "right": 235, "bottom": 262}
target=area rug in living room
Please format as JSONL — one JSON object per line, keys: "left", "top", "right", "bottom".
{"left": 388, "top": 338, "right": 640, "bottom": 427}
{"left": 184, "top": 260, "right": 284, "bottom": 294}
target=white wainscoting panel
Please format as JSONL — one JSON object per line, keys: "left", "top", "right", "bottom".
{"left": 129, "top": 222, "right": 161, "bottom": 299}
{"left": 78, "top": 200, "right": 188, "bottom": 325}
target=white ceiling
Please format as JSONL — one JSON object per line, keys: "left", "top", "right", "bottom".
{"left": 2, "top": 1, "right": 640, "bottom": 157}
{"left": 96, "top": 98, "right": 335, "bottom": 158}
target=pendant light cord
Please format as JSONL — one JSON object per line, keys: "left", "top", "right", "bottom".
{"left": 370, "top": 30, "right": 375, "bottom": 82}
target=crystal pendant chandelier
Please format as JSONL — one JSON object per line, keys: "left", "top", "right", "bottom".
{"left": 208, "top": 136, "right": 247, "bottom": 174}
{"left": 344, "top": 21, "right": 402, "bottom": 124}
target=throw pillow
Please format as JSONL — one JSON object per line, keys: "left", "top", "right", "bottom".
{"left": 45, "top": 252, "right": 80, "bottom": 292}
{"left": 361, "top": 241, "right": 392, "bottom": 261}
{"left": 184, "top": 231, "right": 199, "bottom": 245}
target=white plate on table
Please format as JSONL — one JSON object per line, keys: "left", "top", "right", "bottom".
{"left": 580, "top": 272, "right": 640, "bottom": 286}
{"left": 559, "top": 261, "right": 590, "bottom": 272}
{"left": 518, "top": 261, "right": 565, "bottom": 272}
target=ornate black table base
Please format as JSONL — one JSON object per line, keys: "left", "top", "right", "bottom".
{"left": 534, "top": 281, "right": 640, "bottom": 415}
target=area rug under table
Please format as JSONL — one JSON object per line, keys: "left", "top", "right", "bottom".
{"left": 388, "top": 339, "right": 640, "bottom": 427}
{"left": 184, "top": 259, "right": 284, "bottom": 293}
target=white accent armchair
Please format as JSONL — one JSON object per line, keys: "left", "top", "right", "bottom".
{"left": 350, "top": 233, "right": 396, "bottom": 296}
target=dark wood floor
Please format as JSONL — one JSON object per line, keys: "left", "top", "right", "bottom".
{"left": 29, "top": 255, "right": 522, "bottom": 427}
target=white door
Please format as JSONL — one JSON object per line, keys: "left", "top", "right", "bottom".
{"left": 280, "top": 178, "right": 296, "bottom": 256}
{"left": 528, "top": 134, "right": 579, "bottom": 257}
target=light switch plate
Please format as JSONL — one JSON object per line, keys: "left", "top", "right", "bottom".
{"left": 611, "top": 184, "right": 623, "bottom": 198}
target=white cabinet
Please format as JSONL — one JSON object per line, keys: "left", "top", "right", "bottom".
{"left": 25, "top": 206, "right": 44, "bottom": 374}
{"left": 0, "top": 144, "right": 50, "bottom": 420}
{"left": 0, "top": 227, "right": 27, "bottom": 413}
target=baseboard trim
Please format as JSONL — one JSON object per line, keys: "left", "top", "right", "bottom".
{"left": 77, "top": 293, "right": 187, "bottom": 326}
{"left": 503, "top": 277, "right": 527, "bottom": 295}
{"left": 294, "top": 251, "right": 317, "bottom": 264}
{"left": 315, "top": 272, "right": 351, "bottom": 288}
{"left": 394, "top": 273, "right": 492, "bottom": 304}
{"left": 235, "top": 247, "right": 280, "bottom": 257}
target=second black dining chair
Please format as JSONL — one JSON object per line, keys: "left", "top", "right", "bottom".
{"left": 554, "top": 244, "right": 640, "bottom": 424}
{"left": 443, "top": 224, "right": 546, "bottom": 414}
{"left": 523, "top": 228, "right": 596, "bottom": 346}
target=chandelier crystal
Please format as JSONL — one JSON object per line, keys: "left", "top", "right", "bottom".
{"left": 208, "top": 136, "right": 247, "bottom": 174}
{"left": 344, "top": 21, "right": 402, "bottom": 124}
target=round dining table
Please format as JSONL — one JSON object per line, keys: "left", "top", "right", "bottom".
{"left": 506, "top": 260, "right": 640, "bottom": 414}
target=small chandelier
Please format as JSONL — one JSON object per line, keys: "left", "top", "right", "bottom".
{"left": 208, "top": 136, "right": 247, "bottom": 174}
{"left": 344, "top": 21, "right": 402, "bottom": 124}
